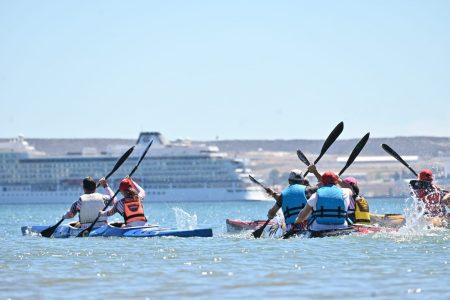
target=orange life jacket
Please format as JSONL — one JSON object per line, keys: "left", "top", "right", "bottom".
{"left": 123, "top": 196, "right": 147, "bottom": 224}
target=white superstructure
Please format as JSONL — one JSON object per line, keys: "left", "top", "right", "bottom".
{"left": 0, "top": 133, "right": 267, "bottom": 203}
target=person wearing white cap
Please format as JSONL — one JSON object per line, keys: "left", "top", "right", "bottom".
{"left": 266, "top": 169, "right": 318, "bottom": 232}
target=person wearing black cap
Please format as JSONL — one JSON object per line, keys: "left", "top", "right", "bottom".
{"left": 62, "top": 176, "right": 116, "bottom": 229}
{"left": 266, "top": 169, "right": 318, "bottom": 232}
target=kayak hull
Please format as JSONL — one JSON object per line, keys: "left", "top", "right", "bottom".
{"left": 21, "top": 224, "right": 213, "bottom": 238}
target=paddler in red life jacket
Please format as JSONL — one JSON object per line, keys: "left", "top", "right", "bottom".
{"left": 411, "top": 169, "right": 448, "bottom": 218}
{"left": 99, "top": 176, "right": 147, "bottom": 227}
{"left": 266, "top": 169, "right": 318, "bottom": 232}
{"left": 342, "top": 177, "right": 370, "bottom": 224}
{"left": 294, "top": 167, "right": 353, "bottom": 231}
{"left": 62, "top": 176, "right": 117, "bottom": 229}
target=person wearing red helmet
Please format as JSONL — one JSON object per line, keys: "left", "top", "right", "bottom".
{"left": 411, "top": 169, "right": 448, "bottom": 219}
{"left": 62, "top": 176, "right": 116, "bottom": 229}
{"left": 99, "top": 176, "right": 147, "bottom": 227}
{"left": 294, "top": 165, "right": 353, "bottom": 231}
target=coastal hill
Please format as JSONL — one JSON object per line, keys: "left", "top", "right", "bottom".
{"left": 3, "top": 136, "right": 450, "bottom": 157}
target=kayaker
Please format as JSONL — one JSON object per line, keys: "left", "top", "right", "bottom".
{"left": 411, "top": 169, "right": 448, "bottom": 218}
{"left": 99, "top": 176, "right": 147, "bottom": 227}
{"left": 343, "top": 177, "right": 370, "bottom": 224}
{"left": 62, "top": 176, "right": 116, "bottom": 229}
{"left": 266, "top": 169, "right": 318, "bottom": 232}
{"left": 294, "top": 169, "right": 353, "bottom": 231}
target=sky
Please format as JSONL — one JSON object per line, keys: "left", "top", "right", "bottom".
{"left": 0, "top": 1, "right": 449, "bottom": 141}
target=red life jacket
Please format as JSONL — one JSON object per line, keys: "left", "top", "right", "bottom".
{"left": 413, "top": 188, "right": 446, "bottom": 217}
{"left": 123, "top": 196, "right": 147, "bottom": 224}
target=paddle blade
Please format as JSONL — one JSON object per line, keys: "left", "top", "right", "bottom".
{"left": 40, "top": 218, "right": 64, "bottom": 238}
{"left": 296, "top": 149, "right": 311, "bottom": 166}
{"left": 249, "top": 175, "right": 268, "bottom": 190}
{"left": 252, "top": 219, "right": 270, "bottom": 238}
{"left": 338, "top": 132, "right": 370, "bottom": 176}
{"left": 381, "top": 144, "right": 418, "bottom": 176}
{"left": 107, "top": 146, "right": 135, "bottom": 179}
{"left": 314, "top": 121, "right": 344, "bottom": 164}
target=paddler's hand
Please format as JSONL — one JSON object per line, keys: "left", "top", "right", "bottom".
{"left": 98, "top": 210, "right": 106, "bottom": 216}
{"left": 267, "top": 206, "right": 278, "bottom": 219}
{"left": 265, "top": 188, "right": 276, "bottom": 197}
{"left": 98, "top": 177, "right": 108, "bottom": 188}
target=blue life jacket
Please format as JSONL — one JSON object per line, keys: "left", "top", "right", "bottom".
{"left": 281, "top": 184, "right": 307, "bottom": 224}
{"left": 311, "top": 185, "right": 347, "bottom": 225}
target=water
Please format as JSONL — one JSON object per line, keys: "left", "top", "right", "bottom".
{"left": 1, "top": 198, "right": 449, "bottom": 299}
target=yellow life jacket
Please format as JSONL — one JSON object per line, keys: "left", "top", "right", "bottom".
{"left": 354, "top": 196, "right": 370, "bottom": 224}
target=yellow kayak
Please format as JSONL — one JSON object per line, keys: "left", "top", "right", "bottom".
{"left": 370, "top": 213, "right": 405, "bottom": 228}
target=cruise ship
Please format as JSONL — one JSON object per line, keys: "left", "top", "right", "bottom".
{"left": 0, "top": 132, "right": 267, "bottom": 203}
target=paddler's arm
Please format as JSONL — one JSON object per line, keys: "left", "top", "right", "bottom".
{"left": 307, "top": 165, "right": 322, "bottom": 184}
{"left": 294, "top": 204, "right": 313, "bottom": 224}
{"left": 442, "top": 192, "right": 450, "bottom": 207}
{"left": 131, "top": 178, "right": 145, "bottom": 199}
{"left": 266, "top": 188, "right": 282, "bottom": 219}
{"left": 98, "top": 177, "right": 117, "bottom": 205}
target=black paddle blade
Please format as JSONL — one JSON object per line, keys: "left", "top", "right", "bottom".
{"left": 381, "top": 144, "right": 418, "bottom": 177}
{"left": 296, "top": 149, "right": 311, "bottom": 166}
{"left": 40, "top": 218, "right": 64, "bottom": 238}
{"left": 252, "top": 219, "right": 270, "bottom": 238}
{"left": 304, "top": 121, "right": 344, "bottom": 177}
{"left": 314, "top": 121, "right": 344, "bottom": 164}
{"left": 248, "top": 175, "right": 268, "bottom": 190}
{"left": 338, "top": 132, "right": 370, "bottom": 176}
{"left": 106, "top": 146, "right": 135, "bottom": 179}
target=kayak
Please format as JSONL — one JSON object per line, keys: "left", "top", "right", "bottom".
{"left": 226, "top": 219, "right": 387, "bottom": 239}
{"left": 226, "top": 219, "right": 276, "bottom": 232}
{"left": 370, "top": 213, "right": 405, "bottom": 228}
{"left": 21, "top": 222, "right": 213, "bottom": 238}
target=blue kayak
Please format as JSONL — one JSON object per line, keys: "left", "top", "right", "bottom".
{"left": 21, "top": 223, "right": 213, "bottom": 238}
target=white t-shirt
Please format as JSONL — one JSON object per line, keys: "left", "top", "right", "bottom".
{"left": 307, "top": 187, "right": 352, "bottom": 231}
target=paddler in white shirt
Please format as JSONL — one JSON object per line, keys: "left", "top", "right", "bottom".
{"left": 295, "top": 166, "right": 353, "bottom": 231}
{"left": 62, "top": 176, "right": 116, "bottom": 229}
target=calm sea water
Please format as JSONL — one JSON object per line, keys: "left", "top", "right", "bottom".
{"left": 1, "top": 198, "right": 449, "bottom": 300}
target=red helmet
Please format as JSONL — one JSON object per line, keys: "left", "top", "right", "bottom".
{"left": 418, "top": 169, "right": 433, "bottom": 182}
{"left": 119, "top": 178, "right": 135, "bottom": 191}
{"left": 321, "top": 171, "right": 338, "bottom": 185}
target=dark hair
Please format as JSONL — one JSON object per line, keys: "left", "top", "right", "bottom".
{"left": 124, "top": 187, "right": 138, "bottom": 198}
{"left": 83, "top": 176, "right": 96, "bottom": 192}
{"left": 350, "top": 183, "right": 360, "bottom": 198}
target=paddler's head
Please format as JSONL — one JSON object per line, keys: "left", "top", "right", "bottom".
{"left": 288, "top": 169, "right": 306, "bottom": 185}
{"left": 82, "top": 176, "right": 96, "bottom": 193}
{"left": 119, "top": 178, "right": 138, "bottom": 198}
{"left": 418, "top": 169, "right": 433, "bottom": 182}
{"left": 321, "top": 171, "right": 338, "bottom": 186}
{"left": 343, "top": 176, "right": 359, "bottom": 196}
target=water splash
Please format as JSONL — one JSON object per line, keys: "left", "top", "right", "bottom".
{"left": 172, "top": 207, "right": 197, "bottom": 229}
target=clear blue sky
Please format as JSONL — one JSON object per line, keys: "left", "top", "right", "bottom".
{"left": 1, "top": 1, "right": 449, "bottom": 140}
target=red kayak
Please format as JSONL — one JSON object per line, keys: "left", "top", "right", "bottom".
{"left": 226, "top": 219, "right": 276, "bottom": 232}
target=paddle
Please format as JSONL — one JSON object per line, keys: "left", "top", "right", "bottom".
{"left": 40, "top": 145, "right": 135, "bottom": 238}
{"left": 76, "top": 140, "right": 153, "bottom": 237}
{"left": 248, "top": 175, "right": 274, "bottom": 238}
{"left": 303, "top": 121, "right": 344, "bottom": 177}
{"left": 282, "top": 132, "right": 370, "bottom": 239}
{"left": 381, "top": 144, "right": 418, "bottom": 177}
{"left": 296, "top": 149, "right": 311, "bottom": 166}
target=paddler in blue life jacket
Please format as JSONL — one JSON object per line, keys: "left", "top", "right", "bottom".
{"left": 62, "top": 176, "right": 116, "bottom": 229}
{"left": 294, "top": 166, "right": 353, "bottom": 231}
{"left": 266, "top": 169, "right": 318, "bottom": 232}
{"left": 99, "top": 176, "right": 147, "bottom": 227}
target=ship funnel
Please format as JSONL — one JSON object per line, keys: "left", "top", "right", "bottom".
{"left": 136, "top": 132, "right": 167, "bottom": 147}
